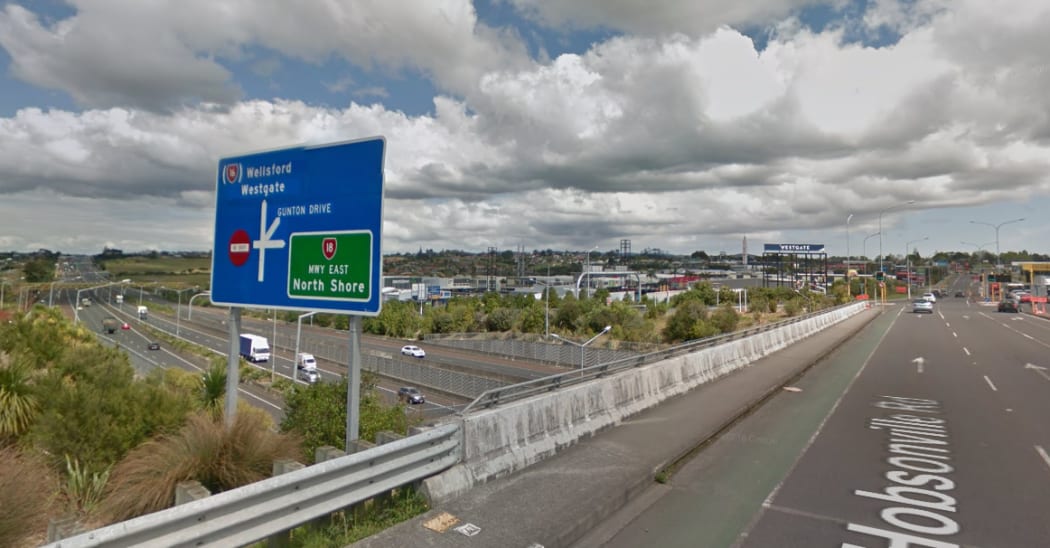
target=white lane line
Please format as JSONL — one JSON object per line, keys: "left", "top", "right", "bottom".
{"left": 939, "top": 311, "right": 945, "bottom": 320}
{"left": 946, "top": 322, "right": 950, "bottom": 328}
{"left": 984, "top": 375, "right": 998, "bottom": 392}
{"left": 762, "top": 306, "right": 902, "bottom": 508}
{"left": 952, "top": 332, "right": 958, "bottom": 338}
{"left": 963, "top": 347, "right": 971, "bottom": 356}
{"left": 1037, "top": 446, "right": 1050, "bottom": 473}
{"left": 1024, "top": 333, "right": 1034, "bottom": 340}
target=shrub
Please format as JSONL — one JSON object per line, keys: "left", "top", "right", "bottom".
{"left": 0, "top": 447, "right": 55, "bottom": 546}
{"left": 101, "top": 411, "right": 302, "bottom": 522}
{"left": 710, "top": 305, "right": 740, "bottom": 333}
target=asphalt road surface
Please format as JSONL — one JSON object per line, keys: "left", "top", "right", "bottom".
{"left": 601, "top": 277, "right": 1050, "bottom": 547}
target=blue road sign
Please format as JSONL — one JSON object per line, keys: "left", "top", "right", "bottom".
{"left": 210, "top": 137, "right": 385, "bottom": 315}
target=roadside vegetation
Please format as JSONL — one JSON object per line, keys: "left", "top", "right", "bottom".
{"left": 0, "top": 307, "right": 419, "bottom": 545}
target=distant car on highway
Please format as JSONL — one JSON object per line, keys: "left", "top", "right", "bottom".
{"left": 912, "top": 299, "right": 934, "bottom": 314}
{"left": 954, "top": 291, "right": 965, "bottom": 298}
{"left": 121, "top": 322, "right": 130, "bottom": 330}
{"left": 400, "top": 345, "right": 426, "bottom": 358}
{"left": 147, "top": 342, "right": 160, "bottom": 351}
{"left": 921, "top": 292, "right": 937, "bottom": 303}
{"left": 998, "top": 299, "right": 1020, "bottom": 313}
{"left": 398, "top": 386, "right": 425, "bottom": 404}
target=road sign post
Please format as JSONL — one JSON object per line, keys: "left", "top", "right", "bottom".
{"left": 211, "top": 137, "right": 385, "bottom": 439}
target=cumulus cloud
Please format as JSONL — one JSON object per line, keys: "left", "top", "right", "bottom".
{"left": 0, "top": 0, "right": 1049, "bottom": 254}
{"left": 0, "top": 0, "right": 532, "bottom": 112}
{"left": 505, "top": 0, "right": 818, "bottom": 35}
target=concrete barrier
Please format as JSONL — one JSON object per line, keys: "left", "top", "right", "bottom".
{"left": 423, "top": 302, "right": 865, "bottom": 503}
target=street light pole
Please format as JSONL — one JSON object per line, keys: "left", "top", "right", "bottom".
{"left": 188, "top": 291, "right": 210, "bottom": 320}
{"left": 878, "top": 200, "right": 916, "bottom": 276}
{"left": 846, "top": 213, "right": 853, "bottom": 296}
{"left": 905, "top": 237, "right": 928, "bottom": 300}
{"left": 551, "top": 325, "right": 612, "bottom": 371}
{"left": 970, "top": 218, "right": 1024, "bottom": 270}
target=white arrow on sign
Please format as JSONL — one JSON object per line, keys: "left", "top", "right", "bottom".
{"left": 913, "top": 357, "right": 925, "bottom": 373}
{"left": 1025, "top": 363, "right": 1050, "bottom": 382}
{"left": 253, "top": 199, "right": 286, "bottom": 282}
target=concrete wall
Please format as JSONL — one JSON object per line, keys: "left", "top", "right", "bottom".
{"left": 424, "top": 302, "right": 865, "bottom": 503}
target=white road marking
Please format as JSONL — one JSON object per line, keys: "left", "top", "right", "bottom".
{"left": 1024, "top": 333, "right": 1034, "bottom": 340}
{"left": 984, "top": 375, "right": 997, "bottom": 392}
{"left": 945, "top": 322, "right": 950, "bottom": 328}
{"left": 913, "top": 357, "right": 925, "bottom": 374}
{"left": 963, "top": 347, "right": 971, "bottom": 356}
{"left": 761, "top": 306, "right": 902, "bottom": 508}
{"left": 1037, "top": 446, "right": 1050, "bottom": 473}
{"left": 952, "top": 332, "right": 958, "bottom": 338}
{"left": 1025, "top": 363, "right": 1050, "bottom": 382}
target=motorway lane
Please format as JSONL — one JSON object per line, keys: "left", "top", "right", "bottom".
{"left": 184, "top": 301, "right": 566, "bottom": 382}
{"left": 739, "top": 297, "right": 1050, "bottom": 545}
{"left": 601, "top": 282, "right": 1050, "bottom": 547}
{"left": 95, "top": 298, "right": 464, "bottom": 418}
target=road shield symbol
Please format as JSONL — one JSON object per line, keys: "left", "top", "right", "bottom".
{"left": 322, "top": 237, "right": 337, "bottom": 260}
{"left": 225, "top": 163, "right": 240, "bottom": 184}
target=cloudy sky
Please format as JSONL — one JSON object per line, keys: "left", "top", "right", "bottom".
{"left": 1, "top": 0, "right": 1048, "bottom": 260}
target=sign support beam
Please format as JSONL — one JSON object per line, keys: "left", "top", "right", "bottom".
{"left": 225, "top": 307, "right": 241, "bottom": 427}
{"left": 346, "top": 316, "right": 362, "bottom": 448}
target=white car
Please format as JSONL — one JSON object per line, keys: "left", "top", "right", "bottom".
{"left": 921, "top": 292, "right": 937, "bottom": 303}
{"left": 400, "top": 345, "right": 426, "bottom": 358}
{"left": 912, "top": 299, "right": 934, "bottom": 314}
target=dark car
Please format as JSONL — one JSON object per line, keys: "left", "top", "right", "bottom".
{"left": 398, "top": 386, "right": 425, "bottom": 404}
{"left": 147, "top": 342, "right": 160, "bottom": 350}
{"left": 998, "top": 299, "right": 1020, "bottom": 313}
{"left": 954, "top": 291, "right": 965, "bottom": 298}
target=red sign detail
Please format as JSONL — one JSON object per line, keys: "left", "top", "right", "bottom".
{"left": 322, "top": 237, "right": 337, "bottom": 260}
{"left": 229, "top": 229, "right": 251, "bottom": 266}
{"left": 225, "top": 163, "right": 239, "bottom": 184}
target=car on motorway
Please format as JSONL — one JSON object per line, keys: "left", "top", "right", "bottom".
{"left": 121, "top": 322, "right": 130, "bottom": 330}
{"left": 398, "top": 386, "right": 425, "bottom": 404}
{"left": 400, "top": 345, "right": 426, "bottom": 358}
{"left": 921, "top": 292, "right": 937, "bottom": 303}
{"left": 954, "top": 291, "right": 965, "bottom": 298}
{"left": 998, "top": 299, "right": 1020, "bottom": 313}
{"left": 912, "top": 299, "right": 934, "bottom": 314}
{"left": 297, "top": 368, "right": 320, "bottom": 384}
{"left": 147, "top": 342, "right": 160, "bottom": 351}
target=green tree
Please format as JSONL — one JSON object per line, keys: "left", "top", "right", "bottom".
{"left": 662, "top": 300, "right": 718, "bottom": 342}
{"left": 281, "top": 376, "right": 414, "bottom": 460}
{"left": 709, "top": 304, "right": 740, "bottom": 333}
{"left": 22, "top": 258, "right": 55, "bottom": 283}
{"left": 485, "top": 307, "right": 516, "bottom": 331}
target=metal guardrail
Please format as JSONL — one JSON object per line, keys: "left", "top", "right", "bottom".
{"left": 461, "top": 303, "right": 861, "bottom": 414}
{"left": 47, "top": 423, "right": 461, "bottom": 548}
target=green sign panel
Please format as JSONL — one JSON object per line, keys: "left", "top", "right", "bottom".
{"left": 287, "top": 230, "right": 373, "bottom": 302}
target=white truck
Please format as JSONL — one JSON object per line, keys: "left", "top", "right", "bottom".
{"left": 296, "top": 353, "right": 319, "bottom": 383}
{"left": 239, "top": 334, "right": 271, "bottom": 363}
{"left": 137, "top": 305, "right": 148, "bottom": 320}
